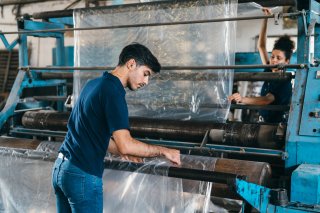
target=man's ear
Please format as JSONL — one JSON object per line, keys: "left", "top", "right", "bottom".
{"left": 126, "top": 59, "right": 136, "bottom": 71}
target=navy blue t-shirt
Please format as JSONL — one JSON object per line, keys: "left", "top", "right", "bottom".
{"left": 59, "top": 72, "right": 129, "bottom": 177}
{"left": 259, "top": 70, "right": 292, "bottom": 123}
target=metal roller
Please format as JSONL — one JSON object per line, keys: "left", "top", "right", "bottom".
{"left": 22, "top": 110, "right": 69, "bottom": 131}
{"left": 212, "top": 158, "right": 272, "bottom": 198}
{"left": 30, "top": 0, "right": 296, "bottom": 19}
{"left": 22, "top": 111, "right": 284, "bottom": 149}
{"left": 0, "top": 139, "right": 271, "bottom": 200}
{"left": 104, "top": 156, "right": 272, "bottom": 199}
{"left": 130, "top": 118, "right": 284, "bottom": 149}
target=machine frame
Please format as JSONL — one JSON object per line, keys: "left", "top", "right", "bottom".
{"left": 0, "top": 0, "right": 319, "bottom": 212}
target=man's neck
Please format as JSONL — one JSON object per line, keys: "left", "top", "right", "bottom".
{"left": 110, "top": 66, "right": 128, "bottom": 88}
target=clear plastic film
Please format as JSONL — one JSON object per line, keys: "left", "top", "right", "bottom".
{"left": 103, "top": 154, "right": 217, "bottom": 213}
{"left": 237, "top": 2, "right": 279, "bottom": 15}
{"left": 0, "top": 146, "right": 230, "bottom": 213}
{"left": 0, "top": 70, "right": 26, "bottom": 119}
{"left": 0, "top": 148, "right": 56, "bottom": 213}
{"left": 73, "top": 0, "right": 237, "bottom": 122}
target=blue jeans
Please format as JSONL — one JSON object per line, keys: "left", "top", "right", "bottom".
{"left": 52, "top": 156, "right": 103, "bottom": 213}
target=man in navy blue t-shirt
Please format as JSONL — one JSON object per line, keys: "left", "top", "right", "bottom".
{"left": 52, "top": 43, "right": 180, "bottom": 213}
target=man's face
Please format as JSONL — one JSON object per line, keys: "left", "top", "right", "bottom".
{"left": 127, "top": 63, "right": 153, "bottom": 91}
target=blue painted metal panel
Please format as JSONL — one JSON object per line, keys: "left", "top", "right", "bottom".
{"left": 235, "top": 52, "right": 297, "bottom": 72}
{"left": 236, "top": 179, "right": 271, "bottom": 212}
{"left": 297, "top": 140, "right": 320, "bottom": 165}
{"left": 311, "top": 0, "right": 320, "bottom": 24}
{"left": 237, "top": 178, "right": 320, "bottom": 212}
{"left": 53, "top": 46, "right": 74, "bottom": 66}
{"left": 267, "top": 205, "right": 320, "bottom": 212}
{"left": 291, "top": 164, "right": 320, "bottom": 205}
{"left": 23, "top": 20, "right": 64, "bottom": 38}
{"left": 48, "top": 17, "right": 74, "bottom": 26}
{"left": 299, "top": 66, "right": 320, "bottom": 136}
{"left": 299, "top": 2, "right": 320, "bottom": 136}
{"left": 55, "top": 36, "right": 65, "bottom": 66}
{"left": 22, "top": 80, "right": 66, "bottom": 88}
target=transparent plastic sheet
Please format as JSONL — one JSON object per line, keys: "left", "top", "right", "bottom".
{"left": 36, "top": 141, "right": 62, "bottom": 153}
{"left": 0, "top": 147, "right": 223, "bottom": 213}
{"left": 237, "top": 2, "right": 280, "bottom": 15}
{"left": 73, "top": 0, "right": 237, "bottom": 121}
{"left": 103, "top": 154, "right": 217, "bottom": 213}
{"left": 0, "top": 148, "right": 56, "bottom": 213}
{"left": 0, "top": 70, "right": 25, "bottom": 115}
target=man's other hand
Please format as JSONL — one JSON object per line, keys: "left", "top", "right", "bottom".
{"left": 160, "top": 147, "right": 181, "bottom": 165}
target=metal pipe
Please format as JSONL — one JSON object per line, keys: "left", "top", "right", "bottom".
{"left": 2, "top": 12, "right": 301, "bottom": 35}
{"left": 21, "top": 112, "right": 284, "bottom": 149}
{"left": 20, "top": 63, "right": 307, "bottom": 71}
{"left": 230, "top": 104, "right": 290, "bottom": 111}
{"left": 233, "top": 72, "right": 294, "bottom": 81}
{"left": 238, "top": 0, "right": 296, "bottom": 6}
{"left": 147, "top": 72, "right": 294, "bottom": 81}
{"left": 0, "top": 0, "right": 56, "bottom": 6}
{"left": 104, "top": 159, "right": 241, "bottom": 185}
{"left": 31, "top": 0, "right": 297, "bottom": 19}
{"left": 40, "top": 72, "right": 294, "bottom": 81}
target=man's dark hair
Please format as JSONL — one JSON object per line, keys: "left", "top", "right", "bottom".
{"left": 118, "top": 43, "right": 161, "bottom": 73}
{"left": 273, "top": 35, "right": 295, "bottom": 60}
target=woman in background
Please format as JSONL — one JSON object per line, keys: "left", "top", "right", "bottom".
{"left": 229, "top": 8, "right": 295, "bottom": 123}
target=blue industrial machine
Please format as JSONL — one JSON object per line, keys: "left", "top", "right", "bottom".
{"left": 0, "top": 0, "right": 319, "bottom": 212}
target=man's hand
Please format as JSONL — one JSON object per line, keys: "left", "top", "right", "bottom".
{"left": 160, "top": 147, "right": 181, "bottom": 165}
{"left": 112, "top": 129, "right": 181, "bottom": 165}
{"left": 120, "top": 154, "right": 144, "bottom": 163}
{"left": 228, "top": 93, "right": 243, "bottom": 103}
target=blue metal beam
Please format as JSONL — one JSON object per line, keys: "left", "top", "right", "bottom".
{"left": 0, "top": 34, "right": 18, "bottom": 50}
{"left": 48, "top": 17, "right": 73, "bottom": 26}
{"left": 23, "top": 20, "right": 64, "bottom": 38}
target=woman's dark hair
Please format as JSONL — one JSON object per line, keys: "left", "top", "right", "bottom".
{"left": 273, "top": 35, "right": 295, "bottom": 60}
{"left": 118, "top": 43, "right": 161, "bottom": 73}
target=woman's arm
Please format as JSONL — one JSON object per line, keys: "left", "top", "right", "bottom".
{"left": 228, "top": 92, "right": 275, "bottom": 105}
{"left": 257, "top": 8, "right": 272, "bottom": 65}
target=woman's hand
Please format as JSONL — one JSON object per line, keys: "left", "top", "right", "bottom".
{"left": 228, "top": 93, "right": 243, "bottom": 103}
{"left": 262, "top": 7, "right": 272, "bottom": 16}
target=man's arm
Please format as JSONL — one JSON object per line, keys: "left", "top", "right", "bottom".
{"left": 112, "top": 129, "right": 181, "bottom": 165}
{"left": 228, "top": 92, "right": 275, "bottom": 105}
{"left": 108, "top": 138, "right": 143, "bottom": 163}
{"left": 108, "top": 137, "right": 120, "bottom": 155}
